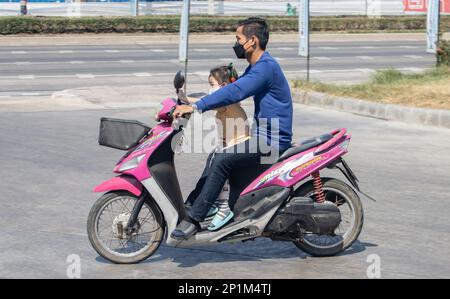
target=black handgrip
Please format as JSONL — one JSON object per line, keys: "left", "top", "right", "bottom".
{"left": 167, "top": 105, "right": 177, "bottom": 119}
{"left": 168, "top": 105, "right": 192, "bottom": 120}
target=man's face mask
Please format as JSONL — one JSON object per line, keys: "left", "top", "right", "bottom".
{"left": 233, "top": 38, "right": 251, "bottom": 59}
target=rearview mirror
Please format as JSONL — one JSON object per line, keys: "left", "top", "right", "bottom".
{"left": 174, "top": 71, "right": 185, "bottom": 90}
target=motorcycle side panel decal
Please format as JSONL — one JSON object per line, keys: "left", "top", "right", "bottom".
{"left": 241, "top": 137, "right": 350, "bottom": 195}
{"left": 134, "top": 131, "right": 171, "bottom": 152}
{"left": 252, "top": 152, "right": 316, "bottom": 189}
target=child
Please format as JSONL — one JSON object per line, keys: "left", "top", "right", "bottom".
{"left": 184, "top": 64, "right": 250, "bottom": 230}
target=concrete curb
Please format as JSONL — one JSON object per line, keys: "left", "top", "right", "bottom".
{"left": 292, "top": 90, "right": 450, "bottom": 129}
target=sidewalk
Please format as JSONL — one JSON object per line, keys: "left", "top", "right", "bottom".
{"left": 2, "top": 32, "right": 446, "bottom": 46}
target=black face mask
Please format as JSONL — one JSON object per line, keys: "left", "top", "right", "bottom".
{"left": 233, "top": 39, "right": 250, "bottom": 59}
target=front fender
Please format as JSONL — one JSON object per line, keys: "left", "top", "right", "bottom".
{"left": 93, "top": 175, "right": 143, "bottom": 197}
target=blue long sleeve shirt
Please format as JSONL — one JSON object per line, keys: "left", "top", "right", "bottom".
{"left": 195, "top": 52, "right": 293, "bottom": 151}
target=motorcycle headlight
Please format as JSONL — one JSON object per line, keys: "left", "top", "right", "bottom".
{"left": 118, "top": 154, "right": 146, "bottom": 172}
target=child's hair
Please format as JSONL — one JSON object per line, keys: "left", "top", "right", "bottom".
{"left": 209, "top": 63, "right": 239, "bottom": 85}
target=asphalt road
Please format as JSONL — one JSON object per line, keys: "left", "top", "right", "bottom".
{"left": 0, "top": 39, "right": 435, "bottom": 97}
{"left": 0, "top": 100, "right": 449, "bottom": 278}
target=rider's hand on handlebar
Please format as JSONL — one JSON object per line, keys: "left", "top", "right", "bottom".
{"left": 177, "top": 89, "right": 198, "bottom": 105}
{"left": 172, "top": 105, "right": 194, "bottom": 120}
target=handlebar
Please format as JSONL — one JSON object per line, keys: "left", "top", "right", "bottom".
{"left": 167, "top": 105, "right": 192, "bottom": 120}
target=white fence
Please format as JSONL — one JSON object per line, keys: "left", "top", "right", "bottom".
{"left": 0, "top": 0, "right": 408, "bottom": 17}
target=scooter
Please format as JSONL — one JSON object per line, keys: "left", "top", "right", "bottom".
{"left": 87, "top": 71, "right": 369, "bottom": 264}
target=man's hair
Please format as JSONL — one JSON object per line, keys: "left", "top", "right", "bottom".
{"left": 238, "top": 17, "right": 270, "bottom": 50}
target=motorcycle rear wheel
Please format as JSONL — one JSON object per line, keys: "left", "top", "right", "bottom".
{"left": 293, "top": 178, "right": 364, "bottom": 257}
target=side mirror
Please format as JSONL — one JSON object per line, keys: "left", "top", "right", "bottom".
{"left": 173, "top": 71, "right": 185, "bottom": 91}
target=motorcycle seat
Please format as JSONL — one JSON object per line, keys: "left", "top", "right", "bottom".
{"left": 277, "top": 133, "right": 334, "bottom": 162}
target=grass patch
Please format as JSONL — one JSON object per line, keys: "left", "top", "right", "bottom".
{"left": 294, "top": 67, "right": 450, "bottom": 110}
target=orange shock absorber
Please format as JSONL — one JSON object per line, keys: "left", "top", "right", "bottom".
{"left": 312, "top": 171, "right": 326, "bottom": 203}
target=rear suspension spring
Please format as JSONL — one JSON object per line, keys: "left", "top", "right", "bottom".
{"left": 312, "top": 171, "right": 326, "bottom": 203}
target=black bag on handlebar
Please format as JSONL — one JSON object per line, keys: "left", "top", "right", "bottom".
{"left": 98, "top": 117, "right": 151, "bottom": 151}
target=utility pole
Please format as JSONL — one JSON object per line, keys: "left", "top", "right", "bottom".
{"left": 179, "top": 0, "right": 191, "bottom": 92}
{"left": 208, "top": 0, "right": 214, "bottom": 15}
{"left": 426, "top": 0, "right": 441, "bottom": 56}
{"left": 298, "top": 0, "right": 310, "bottom": 81}
{"left": 20, "top": 0, "right": 27, "bottom": 15}
{"left": 131, "top": 0, "right": 139, "bottom": 17}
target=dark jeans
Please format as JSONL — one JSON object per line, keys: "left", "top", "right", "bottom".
{"left": 187, "top": 139, "right": 281, "bottom": 222}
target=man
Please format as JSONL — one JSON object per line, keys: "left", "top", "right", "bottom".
{"left": 171, "top": 17, "right": 293, "bottom": 239}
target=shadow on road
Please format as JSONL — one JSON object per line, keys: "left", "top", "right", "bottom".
{"left": 336, "top": 240, "right": 378, "bottom": 257}
{"left": 94, "top": 239, "right": 377, "bottom": 267}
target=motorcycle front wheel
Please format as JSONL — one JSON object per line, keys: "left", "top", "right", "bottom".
{"left": 87, "top": 191, "right": 165, "bottom": 264}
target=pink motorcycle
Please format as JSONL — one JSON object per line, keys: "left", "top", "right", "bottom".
{"left": 87, "top": 72, "right": 370, "bottom": 264}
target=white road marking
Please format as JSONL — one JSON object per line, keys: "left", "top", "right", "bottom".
{"left": 277, "top": 47, "right": 295, "bottom": 51}
{"left": 193, "top": 49, "right": 209, "bottom": 52}
{"left": 194, "top": 71, "right": 210, "bottom": 77}
{"left": 399, "top": 46, "right": 420, "bottom": 49}
{"left": 360, "top": 46, "right": 376, "bottom": 49}
{"left": 18, "top": 75, "right": 36, "bottom": 79}
{"left": 313, "top": 57, "right": 331, "bottom": 60}
{"left": 119, "top": 60, "right": 135, "bottom": 63}
{"left": 151, "top": 49, "right": 166, "bottom": 53}
{"left": 133, "top": 72, "right": 152, "bottom": 77}
{"left": 59, "top": 50, "right": 74, "bottom": 54}
{"left": 105, "top": 50, "right": 120, "bottom": 53}
{"left": 318, "top": 47, "right": 338, "bottom": 50}
{"left": 15, "top": 61, "right": 32, "bottom": 65}
{"left": 11, "top": 51, "right": 26, "bottom": 54}
{"left": 76, "top": 74, "right": 95, "bottom": 79}
{"left": 21, "top": 92, "right": 41, "bottom": 96}
{"left": 403, "top": 55, "right": 425, "bottom": 59}
{"left": 355, "top": 56, "right": 374, "bottom": 60}
{"left": 69, "top": 61, "right": 85, "bottom": 64}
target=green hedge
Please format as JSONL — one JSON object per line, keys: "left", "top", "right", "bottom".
{"left": 0, "top": 15, "right": 449, "bottom": 35}
{"left": 437, "top": 39, "right": 450, "bottom": 66}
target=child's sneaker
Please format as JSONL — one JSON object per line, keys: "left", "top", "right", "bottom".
{"left": 207, "top": 205, "right": 234, "bottom": 231}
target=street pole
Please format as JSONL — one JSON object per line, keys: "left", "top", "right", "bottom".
{"left": 365, "top": 0, "right": 368, "bottom": 17}
{"left": 130, "top": 0, "right": 139, "bottom": 17}
{"left": 208, "top": 0, "right": 215, "bottom": 15}
{"left": 307, "top": 0, "right": 310, "bottom": 82}
{"left": 426, "top": 0, "right": 441, "bottom": 55}
{"left": 20, "top": 0, "right": 27, "bottom": 16}
{"left": 298, "top": 0, "right": 310, "bottom": 81}
{"left": 179, "top": 0, "right": 191, "bottom": 92}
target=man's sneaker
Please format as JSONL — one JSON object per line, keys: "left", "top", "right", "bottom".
{"left": 171, "top": 219, "right": 199, "bottom": 240}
